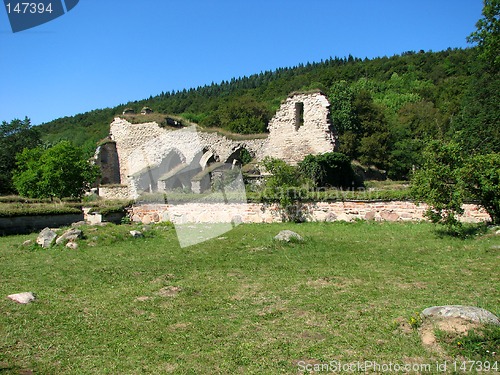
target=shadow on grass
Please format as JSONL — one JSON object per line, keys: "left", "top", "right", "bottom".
{"left": 435, "top": 222, "right": 489, "bottom": 239}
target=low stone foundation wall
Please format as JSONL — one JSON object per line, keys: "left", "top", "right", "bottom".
{"left": 129, "top": 201, "right": 490, "bottom": 225}
{"left": 0, "top": 213, "right": 84, "bottom": 235}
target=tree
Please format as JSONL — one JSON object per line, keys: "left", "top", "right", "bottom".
{"left": 207, "top": 96, "right": 272, "bottom": 134}
{"left": 13, "top": 141, "right": 100, "bottom": 199}
{"left": 0, "top": 117, "right": 40, "bottom": 194}
{"left": 261, "top": 157, "right": 310, "bottom": 222}
{"left": 462, "top": 153, "right": 500, "bottom": 224}
{"left": 455, "top": 0, "right": 500, "bottom": 153}
{"left": 467, "top": 0, "right": 500, "bottom": 73}
{"left": 299, "top": 152, "right": 357, "bottom": 188}
{"left": 411, "top": 141, "right": 466, "bottom": 227}
{"left": 412, "top": 141, "right": 500, "bottom": 227}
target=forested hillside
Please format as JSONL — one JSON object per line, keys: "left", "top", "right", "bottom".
{"left": 36, "top": 46, "right": 498, "bottom": 179}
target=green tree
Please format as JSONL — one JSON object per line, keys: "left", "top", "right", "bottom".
{"left": 0, "top": 117, "right": 41, "bottom": 194}
{"left": 213, "top": 96, "right": 271, "bottom": 134}
{"left": 467, "top": 0, "right": 500, "bottom": 72}
{"left": 455, "top": 0, "right": 500, "bottom": 153}
{"left": 13, "top": 141, "right": 100, "bottom": 199}
{"left": 328, "top": 81, "right": 356, "bottom": 133}
{"left": 462, "top": 153, "right": 500, "bottom": 224}
{"left": 261, "top": 157, "right": 309, "bottom": 222}
{"left": 299, "top": 152, "right": 357, "bottom": 188}
{"left": 411, "top": 141, "right": 466, "bottom": 227}
{"left": 353, "top": 91, "right": 391, "bottom": 168}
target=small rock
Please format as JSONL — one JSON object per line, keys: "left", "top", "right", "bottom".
{"left": 7, "top": 292, "right": 36, "bottom": 304}
{"left": 22, "top": 240, "right": 33, "bottom": 246}
{"left": 130, "top": 230, "right": 143, "bottom": 238}
{"left": 274, "top": 230, "right": 303, "bottom": 242}
{"left": 71, "top": 221, "right": 86, "bottom": 227}
{"left": 66, "top": 242, "right": 78, "bottom": 250}
{"left": 491, "top": 245, "right": 500, "bottom": 250}
{"left": 496, "top": 230, "right": 500, "bottom": 236}
{"left": 422, "top": 305, "right": 500, "bottom": 325}
{"left": 36, "top": 227, "right": 57, "bottom": 248}
{"left": 55, "top": 229, "right": 83, "bottom": 245}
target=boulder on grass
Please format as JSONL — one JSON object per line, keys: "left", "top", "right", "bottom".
{"left": 130, "top": 230, "right": 143, "bottom": 238}
{"left": 7, "top": 292, "right": 36, "bottom": 304}
{"left": 422, "top": 305, "right": 500, "bottom": 325}
{"left": 36, "top": 228, "right": 57, "bottom": 248}
{"left": 274, "top": 230, "right": 303, "bottom": 242}
{"left": 66, "top": 242, "right": 79, "bottom": 250}
{"left": 55, "top": 229, "right": 83, "bottom": 245}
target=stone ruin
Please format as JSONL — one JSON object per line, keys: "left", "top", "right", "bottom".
{"left": 94, "top": 91, "right": 337, "bottom": 199}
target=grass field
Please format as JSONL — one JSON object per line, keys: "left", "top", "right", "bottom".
{"left": 1, "top": 222, "right": 499, "bottom": 374}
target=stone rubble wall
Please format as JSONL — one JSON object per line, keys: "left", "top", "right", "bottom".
{"left": 109, "top": 119, "right": 266, "bottom": 186}
{"left": 129, "top": 202, "right": 490, "bottom": 225}
{"left": 98, "top": 185, "right": 130, "bottom": 200}
{"left": 264, "top": 92, "right": 336, "bottom": 165}
{"left": 102, "top": 93, "right": 338, "bottom": 198}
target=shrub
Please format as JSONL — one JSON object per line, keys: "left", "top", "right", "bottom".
{"left": 299, "top": 152, "right": 358, "bottom": 189}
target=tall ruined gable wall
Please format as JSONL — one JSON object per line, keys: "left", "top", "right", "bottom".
{"left": 263, "top": 92, "right": 336, "bottom": 165}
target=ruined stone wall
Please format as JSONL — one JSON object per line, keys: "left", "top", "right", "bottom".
{"left": 264, "top": 92, "right": 336, "bottom": 165}
{"left": 98, "top": 92, "right": 337, "bottom": 198}
{"left": 109, "top": 119, "right": 267, "bottom": 177}
{"left": 98, "top": 185, "right": 130, "bottom": 200}
{"left": 129, "top": 202, "right": 490, "bottom": 225}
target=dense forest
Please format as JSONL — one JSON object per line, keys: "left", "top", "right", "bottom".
{"left": 35, "top": 44, "right": 498, "bottom": 181}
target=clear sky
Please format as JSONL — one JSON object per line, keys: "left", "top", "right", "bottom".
{"left": 0, "top": 0, "right": 483, "bottom": 126}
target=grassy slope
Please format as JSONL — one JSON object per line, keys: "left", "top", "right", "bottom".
{"left": 0, "top": 222, "right": 499, "bottom": 374}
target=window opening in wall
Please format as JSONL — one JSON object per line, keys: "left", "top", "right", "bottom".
{"left": 295, "top": 102, "right": 304, "bottom": 130}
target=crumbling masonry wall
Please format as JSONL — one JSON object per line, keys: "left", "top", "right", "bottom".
{"left": 264, "top": 92, "right": 336, "bottom": 165}
{"left": 96, "top": 92, "right": 337, "bottom": 198}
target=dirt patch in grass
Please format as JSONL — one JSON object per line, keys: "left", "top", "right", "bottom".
{"left": 306, "top": 276, "right": 363, "bottom": 290}
{"left": 151, "top": 274, "right": 176, "bottom": 284}
{"left": 157, "top": 286, "right": 182, "bottom": 297}
{"left": 395, "top": 281, "right": 428, "bottom": 290}
{"left": 420, "top": 318, "right": 481, "bottom": 354}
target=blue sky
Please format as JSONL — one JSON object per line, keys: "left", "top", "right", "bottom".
{"left": 0, "top": 0, "right": 483, "bottom": 125}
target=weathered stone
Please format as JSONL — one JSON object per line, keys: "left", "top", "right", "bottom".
{"left": 86, "top": 213, "right": 102, "bottom": 225}
{"left": 22, "top": 240, "right": 33, "bottom": 246}
{"left": 7, "top": 292, "right": 36, "bottom": 304}
{"left": 365, "top": 211, "right": 376, "bottom": 220}
{"left": 130, "top": 230, "right": 143, "bottom": 238}
{"left": 71, "top": 221, "right": 86, "bottom": 227}
{"left": 422, "top": 305, "right": 500, "bottom": 325}
{"left": 55, "top": 229, "right": 83, "bottom": 245}
{"left": 274, "top": 230, "right": 303, "bottom": 242}
{"left": 66, "top": 242, "right": 78, "bottom": 250}
{"left": 36, "top": 227, "right": 57, "bottom": 248}
{"left": 380, "top": 211, "right": 400, "bottom": 221}
{"left": 496, "top": 230, "right": 500, "bottom": 236}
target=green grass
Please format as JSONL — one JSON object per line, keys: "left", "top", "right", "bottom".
{"left": 0, "top": 222, "right": 499, "bottom": 374}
